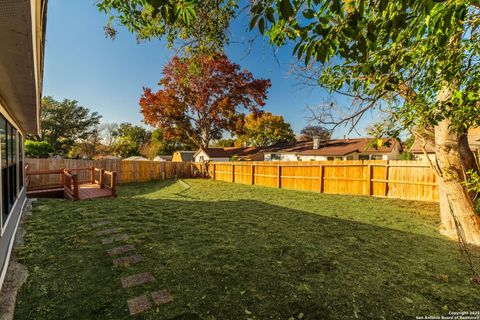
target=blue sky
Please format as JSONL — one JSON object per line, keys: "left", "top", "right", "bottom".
{"left": 43, "top": 1, "right": 376, "bottom": 138}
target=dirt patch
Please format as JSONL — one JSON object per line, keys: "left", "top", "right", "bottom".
{"left": 0, "top": 199, "right": 34, "bottom": 320}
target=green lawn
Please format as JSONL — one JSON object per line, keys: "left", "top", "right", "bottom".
{"left": 14, "top": 179, "right": 480, "bottom": 319}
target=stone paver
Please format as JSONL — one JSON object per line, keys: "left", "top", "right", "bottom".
{"left": 121, "top": 272, "right": 155, "bottom": 288}
{"left": 101, "top": 234, "right": 128, "bottom": 245}
{"left": 127, "top": 294, "right": 152, "bottom": 316}
{"left": 113, "top": 255, "right": 143, "bottom": 267}
{"left": 96, "top": 228, "right": 118, "bottom": 236}
{"left": 92, "top": 221, "right": 112, "bottom": 228}
{"left": 151, "top": 289, "right": 173, "bottom": 306}
{"left": 106, "top": 244, "right": 135, "bottom": 257}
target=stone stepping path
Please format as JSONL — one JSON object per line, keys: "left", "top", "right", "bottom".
{"left": 101, "top": 234, "right": 128, "bottom": 245}
{"left": 113, "top": 255, "right": 143, "bottom": 267}
{"left": 127, "top": 290, "right": 173, "bottom": 316}
{"left": 121, "top": 272, "right": 155, "bottom": 288}
{"left": 96, "top": 228, "right": 118, "bottom": 236}
{"left": 107, "top": 244, "right": 135, "bottom": 257}
{"left": 93, "top": 220, "right": 174, "bottom": 316}
{"left": 151, "top": 289, "right": 173, "bottom": 306}
{"left": 127, "top": 294, "right": 151, "bottom": 316}
{"left": 92, "top": 221, "right": 112, "bottom": 228}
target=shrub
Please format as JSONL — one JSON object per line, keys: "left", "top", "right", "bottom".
{"left": 25, "top": 140, "right": 54, "bottom": 158}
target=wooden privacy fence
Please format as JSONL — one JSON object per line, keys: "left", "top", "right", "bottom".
{"left": 209, "top": 160, "right": 439, "bottom": 202}
{"left": 25, "top": 158, "right": 201, "bottom": 188}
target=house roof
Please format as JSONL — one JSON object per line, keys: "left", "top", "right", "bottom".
{"left": 173, "top": 151, "right": 195, "bottom": 162}
{"left": 194, "top": 148, "right": 230, "bottom": 158}
{"left": 298, "top": 138, "right": 400, "bottom": 156}
{"left": 411, "top": 127, "right": 480, "bottom": 154}
{"left": 221, "top": 138, "right": 399, "bottom": 160}
{"left": 123, "top": 156, "right": 149, "bottom": 161}
{"left": 154, "top": 155, "right": 172, "bottom": 161}
{"left": 0, "top": 0, "right": 47, "bottom": 133}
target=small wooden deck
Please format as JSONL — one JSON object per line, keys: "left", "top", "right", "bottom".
{"left": 26, "top": 167, "right": 117, "bottom": 200}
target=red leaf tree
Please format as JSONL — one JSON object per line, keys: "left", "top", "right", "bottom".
{"left": 139, "top": 54, "right": 271, "bottom": 148}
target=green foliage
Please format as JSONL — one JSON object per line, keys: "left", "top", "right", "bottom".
{"left": 238, "top": 112, "right": 295, "bottom": 147}
{"left": 111, "top": 123, "right": 148, "bottom": 158}
{"left": 212, "top": 138, "right": 236, "bottom": 147}
{"left": 399, "top": 151, "right": 415, "bottom": 161}
{"left": 24, "top": 140, "right": 54, "bottom": 158}
{"left": 251, "top": 1, "right": 480, "bottom": 135}
{"left": 34, "top": 96, "right": 102, "bottom": 156}
{"left": 140, "top": 128, "right": 177, "bottom": 159}
{"left": 96, "top": 0, "right": 238, "bottom": 53}
{"left": 463, "top": 170, "right": 480, "bottom": 213}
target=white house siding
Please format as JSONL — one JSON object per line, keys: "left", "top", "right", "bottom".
{"left": 194, "top": 150, "right": 230, "bottom": 162}
{"left": 264, "top": 153, "right": 299, "bottom": 161}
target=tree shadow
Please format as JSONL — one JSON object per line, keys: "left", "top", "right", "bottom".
{"left": 15, "top": 182, "right": 480, "bottom": 320}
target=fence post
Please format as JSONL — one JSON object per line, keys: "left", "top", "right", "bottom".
{"left": 90, "top": 166, "right": 95, "bottom": 183}
{"left": 367, "top": 163, "right": 372, "bottom": 196}
{"left": 319, "top": 164, "right": 324, "bottom": 193}
{"left": 213, "top": 163, "right": 216, "bottom": 180}
{"left": 277, "top": 165, "right": 281, "bottom": 188}
{"left": 232, "top": 164, "right": 235, "bottom": 183}
{"left": 99, "top": 169, "right": 105, "bottom": 188}
{"left": 111, "top": 171, "right": 117, "bottom": 197}
{"left": 385, "top": 162, "right": 389, "bottom": 197}
{"left": 251, "top": 165, "right": 254, "bottom": 185}
{"left": 72, "top": 174, "right": 79, "bottom": 200}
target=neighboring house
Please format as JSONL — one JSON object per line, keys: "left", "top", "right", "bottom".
{"left": 261, "top": 137, "right": 402, "bottom": 161}
{"left": 225, "top": 146, "right": 265, "bottom": 161}
{"left": 123, "top": 156, "right": 149, "bottom": 161}
{"left": 153, "top": 155, "right": 172, "bottom": 162}
{"left": 94, "top": 155, "right": 121, "bottom": 160}
{"left": 411, "top": 128, "right": 480, "bottom": 161}
{"left": 172, "top": 151, "right": 195, "bottom": 162}
{"left": 0, "top": 0, "right": 47, "bottom": 290}
{"left": 193, "top": 148, "right": 230, "bottom": 162}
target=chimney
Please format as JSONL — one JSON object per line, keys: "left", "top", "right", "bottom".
{"left": 313, "top": 135, "right": 321, "bottom": 149}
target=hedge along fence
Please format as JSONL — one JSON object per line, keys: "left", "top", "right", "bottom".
{"left": 25, "top": 158, "right": 202, "bottom": 187}
{"left": 208, "top": 160, "right": 439, "bottom": 202}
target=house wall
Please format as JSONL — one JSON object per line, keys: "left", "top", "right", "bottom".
{"left": 0, "top": 100, "right": 27, "bottom": 290}
{"left": 264, "top": 153, "right": 298, "bottom": 161}
{"left": 172, "top": 152, "right": 183, "bottom": 162}
{"left": 194, "top": 151, "right": 230, "bottom": 162}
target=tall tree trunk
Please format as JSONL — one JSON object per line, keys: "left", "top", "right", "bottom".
{"left": 435, "top": 119, "right": 480, "bottom": 245}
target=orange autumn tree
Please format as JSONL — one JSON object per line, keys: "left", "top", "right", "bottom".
{"left": 139, "top": 54, "right": 271, "bottom": 148}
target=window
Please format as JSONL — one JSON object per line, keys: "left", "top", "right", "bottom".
{"left": 1, "top": 117, "right": 7, "bottom": 225}
{"left": 371, "top": 155, "right": 383, "bottom": 160}
{"left": 327, "top": 156, "right": 334, "bottom": 161}
{"left": 1, "top": 116, "right": 22, "bottom": 227}
{"left": 345, "top": 156, "right": 354, "bottom": 160}
{"left": 18, "top": 134, "right": 23, "bottom": 189}
{"left": 359, "top": 155, "right": 370, "bottom": 160}
{"left": 199, "top": 155, "right": 204, "bottom": 161}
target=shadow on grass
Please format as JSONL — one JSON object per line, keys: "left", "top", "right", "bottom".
{"left": 14, "top": 181, "right": 480, "bottom": 320}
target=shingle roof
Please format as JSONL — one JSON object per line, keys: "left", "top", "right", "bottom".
{"left": 223, "top": 138, "right": 399, "bottom": 159}
{"left": 411, "top": 127, "right": 480, "bottom": 154}
{"left": 298, "top": 138, "right": 399, "bottom": 156}
{"left": 196, "top": 148, "right": 231, "bottom": 158}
